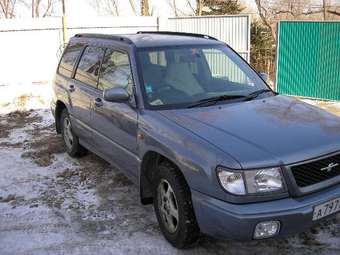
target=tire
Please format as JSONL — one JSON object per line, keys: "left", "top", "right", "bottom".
{"left": 153, "top": 161, "right": 203, "bottom": 248}
{"left": 60, "top": 109, "right": 87, "bottom": 157}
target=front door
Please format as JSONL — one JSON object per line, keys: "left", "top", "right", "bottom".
{"left": 90, "top": 48, "right": 139, "bottom": 183}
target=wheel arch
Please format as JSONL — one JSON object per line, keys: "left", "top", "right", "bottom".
{"left": 54, "top": 100, "right": 67, "bottom": 134}
{"left": 140, "top": 151, "right": 186, "bottom": 205}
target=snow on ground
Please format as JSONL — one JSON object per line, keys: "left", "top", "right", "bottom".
{"left": 1, "top": 82, "right": 340, "bottom": 254}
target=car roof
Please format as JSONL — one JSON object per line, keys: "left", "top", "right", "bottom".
{"left": 73, "top": 31, "right": 225, "bottom": 48}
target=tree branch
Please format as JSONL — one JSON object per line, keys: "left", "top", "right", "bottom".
{"left": 255, "top": 0, "right": 275, "bottom": 42}
{"left": 328, "top": 9, "right": 340, "bottom": 16}
{"left": 275, "top": 10, "right": 296, "bottom": 18}
{"left": 301, "top": 10, "right": 324, "bottom": 16}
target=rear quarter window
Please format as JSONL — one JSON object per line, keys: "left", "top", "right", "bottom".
{"left": 58, "top": 42, "right": 83, "bottom": 78}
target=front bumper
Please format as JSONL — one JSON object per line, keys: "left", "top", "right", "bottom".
{"left": 192, "top": 184, "right": 340, "bottom": 240}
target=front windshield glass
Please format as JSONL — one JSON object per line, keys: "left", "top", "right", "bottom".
{"left": 139, "top": 45, "right": 270, "bottom": 109}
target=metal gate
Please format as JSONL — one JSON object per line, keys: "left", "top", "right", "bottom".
{"left": 276, "top": 21, "right": 340, "bottom": 100}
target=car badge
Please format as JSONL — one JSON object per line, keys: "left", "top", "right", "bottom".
{"left": 320, "top": 163, "right": 339, "bottom": 172}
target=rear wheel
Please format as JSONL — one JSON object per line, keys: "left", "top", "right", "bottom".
{"left": 153, "top": 161, "right": 203, "bottom": 248}
{"left": 60, "top": 109, "right": 87, "bottom": 157}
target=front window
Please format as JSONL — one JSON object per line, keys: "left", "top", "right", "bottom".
{"left": 99, "top": 49, "right": 133, "bottom": 94}
{"left": 139, "top": 45, "right": 272, "bottom": 109}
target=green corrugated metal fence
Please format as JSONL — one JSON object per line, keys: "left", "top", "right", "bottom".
{"left": 276, "top": 22, "right": 340, "bottom": 100}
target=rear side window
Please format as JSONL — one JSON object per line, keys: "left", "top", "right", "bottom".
{"left": 58, "top": 43, "right": 83, "bottom": 78}
{"left": 75, "top": 46, "right": 106, "bottom": 88}
{"left": 99, "top": 49, "right": 133, "bottom": 94}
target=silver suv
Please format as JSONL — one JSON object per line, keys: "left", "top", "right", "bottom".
{"left": 51, "top": 32, "right": 340, "bottom": 248}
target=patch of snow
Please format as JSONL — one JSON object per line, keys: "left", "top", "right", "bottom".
{"left": 0, "top": 82, "right": 51, "bottom": 114}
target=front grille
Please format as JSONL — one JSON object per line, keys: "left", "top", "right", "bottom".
{"left": 291, "top": 154, "right": 340, "bottom": 187}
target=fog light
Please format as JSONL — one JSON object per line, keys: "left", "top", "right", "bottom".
{"left": 254, "top": 221, "right": 280, "bottom": 239}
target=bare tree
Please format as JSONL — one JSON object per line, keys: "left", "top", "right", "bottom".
{"left": 88, "top": 0, "right": 121, "bottom": 16}
{"left": 21, "top": 0, "right": 59, "bottom": 17}
{"left": 165, "top": 0, "right": 206, "bottom": 16}
{"left": 88, "top": 0, "right": 153, "bottom": 17}
{"left": 255, "top": 0, "right": 340, "bottom": 42}
{"left": 165, "top": 0, "right": 191, "bottom": 16}
{"left": 195, "top": 0, "right": 205, "bottom": 16}
{"left": 166, "top": 0, "right": 179, "bottom": 16}
{"left": 0, "top": 0, "right": 17, "bottom": 18}
{"left": 323, "top": 0, "right": 328, "bottom": 20}
{"left": 329, "top": 9, "right": 340, "bottom": 16}
{"left": 166, "top": 0, "right": 246, "bottom": 17}
{"left": 128, "top": 0, "right": 138, "bottom": 15}
{"left": 140, "top": 0, "right": 149, "bottom": 16}
{"left": 322, "top": 0, "right": 340, "bottom": 19}
{"left": 254, "top": 0, "right": 275, "bottom": 41}
{"left": 186, "top": 0, "right": 205, "bottom": 16}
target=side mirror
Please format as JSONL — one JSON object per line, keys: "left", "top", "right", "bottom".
{"left": 259, "top": 73, "right": 268, "bottom": 82}
{"left": 103, "top": 87, "right": 130, "bottom": 102}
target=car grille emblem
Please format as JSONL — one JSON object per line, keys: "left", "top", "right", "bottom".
{"left": 320, "top": 163, "right": 339, "bottom": 172}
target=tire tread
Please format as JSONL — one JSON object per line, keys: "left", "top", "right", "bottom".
{"left": 153, "top": 161, "right": 204, "bottom": 248}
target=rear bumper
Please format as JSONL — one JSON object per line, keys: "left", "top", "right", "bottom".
{"left": 192, "top": 184, "right": 340, "bottom": 240}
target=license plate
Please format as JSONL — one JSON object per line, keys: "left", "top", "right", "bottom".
{"left": 313, "top": 197, "right": 340, "bottom": 221}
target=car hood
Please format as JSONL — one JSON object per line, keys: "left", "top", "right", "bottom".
{"left": 158, "top": 95, "right": 340, "bottom": 168}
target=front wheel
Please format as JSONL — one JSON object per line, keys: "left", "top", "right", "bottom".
{"left": 60, "top": 109, "right": 87, "bottom": 157}
{"left": 153, "top": 162, "right": 203, "bottom": 248}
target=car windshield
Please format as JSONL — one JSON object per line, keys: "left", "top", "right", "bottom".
{"left": 139, "top": 45, "right": 271, "bottom": 109}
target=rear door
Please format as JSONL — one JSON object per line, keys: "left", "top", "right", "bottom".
{"left": 56, "top": 42, "right": 92, "bottom": 141}
{"left": 90, "top": 48, "right": 139, "bottom": 183}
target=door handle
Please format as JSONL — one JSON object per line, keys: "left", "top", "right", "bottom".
{"left": 69, "top": 85, "right": 75, "bottom": 92}
{"left": 94, "top": 98, "right": 103, "bottom": 107}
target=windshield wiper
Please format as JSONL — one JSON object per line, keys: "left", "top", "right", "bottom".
{"left": 188, "top": 94, "right": 245, "bottom": 108}
{"left": 243, "top": 89, "right": 277, "bottom": 102}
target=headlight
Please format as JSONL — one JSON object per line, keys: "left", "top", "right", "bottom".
{"left": 217, "top": 167, "right": 286, "bottom": 195}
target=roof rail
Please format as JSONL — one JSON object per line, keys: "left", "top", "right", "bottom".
{"left": 136, "top": 31, "right": 218, "bottom": 41}
{"left": 74, "top": 33, "right": 133, "bottom": 44}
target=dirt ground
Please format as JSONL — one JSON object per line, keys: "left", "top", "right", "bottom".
{"left": 1, "top": 87, "right": 340, "bottom": 254}
{"left": 301, "top": 99, "right": 340, "bottom": 117}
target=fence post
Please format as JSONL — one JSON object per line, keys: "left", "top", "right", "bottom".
{"left": 62, "top": 0, "right": 67, "bottom": 47}
{"left": 157, "top": 16, "right": 168, "bottom": 31}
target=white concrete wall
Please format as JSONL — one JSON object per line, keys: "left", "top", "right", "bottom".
{"left": 0, "top": 17, "right": 158, "bottom": 85}
{"left": 0, "top": 15, "right": 249, "bottom": 85}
